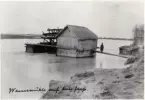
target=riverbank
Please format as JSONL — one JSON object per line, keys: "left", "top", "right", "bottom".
{"left": 1, "top": 34, "right": 42, "bottom": 39}
{"left": 41, "top": 44, "right": 144, "bottom": 99}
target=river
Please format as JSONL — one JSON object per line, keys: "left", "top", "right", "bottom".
{"left": 1, "top": 39, "right": 132, "bottom": 99}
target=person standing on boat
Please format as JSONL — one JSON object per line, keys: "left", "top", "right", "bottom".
{"left": 100, "top": 43, "right": 104, "bottom": 52}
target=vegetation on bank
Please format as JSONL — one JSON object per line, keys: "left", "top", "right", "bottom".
{"left": 132, "top": 24, "right": 144, "bottom": 46}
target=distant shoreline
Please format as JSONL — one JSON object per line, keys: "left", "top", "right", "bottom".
{"left": 98, "top": 38, "right": 133, "bottom": 41}
{"left": 0, "top": 34, "right": 42, "bottom": 39}
{"left": 1, "top": 34, "right": 133, "bottom": 41}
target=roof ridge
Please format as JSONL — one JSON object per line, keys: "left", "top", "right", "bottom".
{"left": 67, "top": 25, "right": 86, "bottom": 28}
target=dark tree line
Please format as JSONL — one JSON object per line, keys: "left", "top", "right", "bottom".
{"left": 132, "top": 24, "right": 144, "bottom": 46}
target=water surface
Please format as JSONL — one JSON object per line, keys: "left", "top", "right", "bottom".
{"left": 1, "top": 39, "right": 132, "bottom": 99}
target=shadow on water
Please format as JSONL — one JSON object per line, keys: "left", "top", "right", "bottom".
{"left": 55, "top": 56, "right": 96, "bottom": 81}
{"left": 30, "top": 54, "right": 97, "bottom": 81}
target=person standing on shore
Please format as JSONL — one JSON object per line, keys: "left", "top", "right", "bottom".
{"left": 100, "top": 43, "right": 104, "bottom": 52}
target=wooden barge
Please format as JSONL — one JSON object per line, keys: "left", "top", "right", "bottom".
{"left": 119, "top": 45, "right": 139, "bottom": 55}
{"left": 25, "top": 25, "right": 98, "bottom": 57}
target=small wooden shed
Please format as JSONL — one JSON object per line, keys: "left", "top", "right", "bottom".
{"left": 56, "top": 25, "right": 98, "bottom": 57}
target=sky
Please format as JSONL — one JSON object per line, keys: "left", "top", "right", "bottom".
{"left": 0, "top": 1, "right": 144, "bottom": 38}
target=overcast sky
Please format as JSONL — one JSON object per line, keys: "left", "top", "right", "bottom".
{"left": 0, "top": 1, "right": 144, "bottom": 38}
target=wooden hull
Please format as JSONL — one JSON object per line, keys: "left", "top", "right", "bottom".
{"left": 25, "top": 43, "right": 96, "bottom": 57}
{"left": 25, "top": 44, "right": 57, "bottom": 53}
{"left": 57, "top": 48, "right": 96, "bottom": 57}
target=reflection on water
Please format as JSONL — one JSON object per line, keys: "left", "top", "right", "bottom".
{"left": 1, "top": 39, "right": 132, "bottom": 99}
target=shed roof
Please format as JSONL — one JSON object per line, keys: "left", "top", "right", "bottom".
{"left": 57, "top": 25, "right": 98, "bottom": 40}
